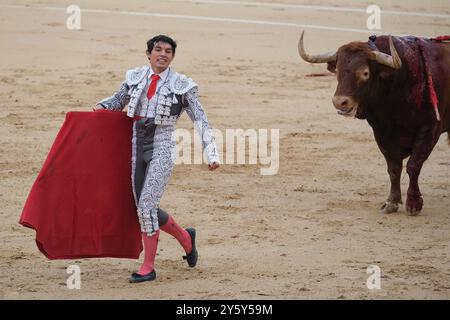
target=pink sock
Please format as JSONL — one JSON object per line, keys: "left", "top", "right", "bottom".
{"left": 137, "top": 231, "right": 159, "bottom": 275}
{"left": 160, "top": 215, "right": 192, "bottom": 253}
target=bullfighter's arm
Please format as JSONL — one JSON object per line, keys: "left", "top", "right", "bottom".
{"left": 97, "top": 81, "right": 130, "bottom": 111}
{"left": 184, "top": 87, "right": 220, "bottom": 165}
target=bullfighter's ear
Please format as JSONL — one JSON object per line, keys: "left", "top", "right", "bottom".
{"left": 327, "top": 61, "right": 337, "bottom": 73}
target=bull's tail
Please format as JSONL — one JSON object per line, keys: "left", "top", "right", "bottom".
{"left": 448, "top": 132, "right": 450, "bottom": 145}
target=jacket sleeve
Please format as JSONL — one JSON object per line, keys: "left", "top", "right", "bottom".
{"left": 97, "top": 81, "right": 130, "bottom": 111}
{"left": 184, "top": 87, "right": 220, "bottom": 164}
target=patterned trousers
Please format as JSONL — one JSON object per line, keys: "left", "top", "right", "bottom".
{"left": 131, "top": 119, "right": 175, "bottom": 235}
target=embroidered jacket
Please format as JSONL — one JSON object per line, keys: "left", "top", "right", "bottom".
{"left": 98, "top": 66, "right": 219, "bottom": 164}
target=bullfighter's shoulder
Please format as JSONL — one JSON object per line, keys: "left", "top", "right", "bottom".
{"left": 125, "top": 66, "right": 150, "bottom": 86}
{"left": 169, "top": 72, "right": 198, "bottom": 95}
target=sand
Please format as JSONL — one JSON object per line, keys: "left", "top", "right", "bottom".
{"left": 0, "top": 0, "right": 449, "bottom": 299}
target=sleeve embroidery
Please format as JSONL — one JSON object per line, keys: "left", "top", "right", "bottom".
{"left": 184, "top": 87, "right": 220, "bottom": 164}
{"left": 98, "top": 81, "right": 130, "bottom": 111}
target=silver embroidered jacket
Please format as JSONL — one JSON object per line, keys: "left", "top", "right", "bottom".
{"left": 98, "top": 66, "right": 220, "bottom": 164}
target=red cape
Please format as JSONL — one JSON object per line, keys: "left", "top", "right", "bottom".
{"left": 20, "top": 111, "right": 143, "bottom": 259}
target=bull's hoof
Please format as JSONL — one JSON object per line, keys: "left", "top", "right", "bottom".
{"left": 406, "top": 195, "right": 423, "bottom": 215}
{"left": 380, "top": 201, "right": 399, "bottom": 214}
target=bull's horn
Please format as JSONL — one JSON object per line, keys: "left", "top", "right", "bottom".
{"left": 373, "top": 36, "right": 402, "bottom": 69}
{"left": 298, "top": 31, "right": 337, "bottom": 63}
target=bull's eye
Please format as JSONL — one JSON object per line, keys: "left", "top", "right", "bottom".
{"left": 358, "top": 66, "right": 370, "bottom": 82}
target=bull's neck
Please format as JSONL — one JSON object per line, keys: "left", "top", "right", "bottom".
{"left": 364, "top": 70, "right": 406, "bottom": 134}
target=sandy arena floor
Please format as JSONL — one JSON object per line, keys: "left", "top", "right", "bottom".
{"left": 0, "top": 0, "right": 449, "bottom": 299}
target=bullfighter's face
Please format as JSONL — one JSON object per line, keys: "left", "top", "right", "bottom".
{"left": 146, "top": 41, "right": 174, "bottom": 74}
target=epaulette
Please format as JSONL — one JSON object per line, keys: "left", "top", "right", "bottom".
{"left": 169, "top": 72, "right": 198, "bottom": 95}
{"left": 125, "top": 66, "right": 150, "bottom": 86}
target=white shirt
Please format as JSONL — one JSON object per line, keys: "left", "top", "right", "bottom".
{"left": 149, "top": 67, "right": 170, "bottom": 93}
{"left": 138, "top": 67, "right": 171, "bottom": 118}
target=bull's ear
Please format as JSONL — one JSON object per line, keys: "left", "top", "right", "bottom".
{"left": 327, "top": 61, "right": 337, "bottom": 73}
{"left": 379, "top": 65, "right": 395, "bottom": 78}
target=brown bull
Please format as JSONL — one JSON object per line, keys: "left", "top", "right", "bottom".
{"left": 299, "top": 31, "right": 450, "bottom": 215}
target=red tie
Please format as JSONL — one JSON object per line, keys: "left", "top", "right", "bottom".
{"left": 147, "top": 74, "right": 160, "bottom": 100}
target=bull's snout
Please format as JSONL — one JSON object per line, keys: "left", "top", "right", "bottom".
{"left": 332, "top": 96, "right": 350, "bottom": 110}
{"left": 332, "top": 95, "right": 358, "bottom": 117}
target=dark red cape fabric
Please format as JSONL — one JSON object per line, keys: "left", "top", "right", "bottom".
{"left": 20, "top": 111, "right": 143, "bottom": 259}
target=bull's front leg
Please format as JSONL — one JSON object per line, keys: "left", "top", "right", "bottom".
{"left": 405, "top": 127, "right": 439, "bottom": 215}
{"left": 380, "top": 156, "right": 403, "bottom": 214}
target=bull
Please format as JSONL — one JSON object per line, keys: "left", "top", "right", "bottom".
{"left": 299, "top": 31, "right": 450, "bottom": 215}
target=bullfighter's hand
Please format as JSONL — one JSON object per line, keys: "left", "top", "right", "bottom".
{"left": 92, "top": 104, "right": 104, "bottom": 111}
{"left": 208, "top": 162, "right": 220, "bottom": 171}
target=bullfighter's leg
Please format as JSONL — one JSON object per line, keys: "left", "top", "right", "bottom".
{"left": 405, "top": 127, "right": 440, "bottom": 215}
{"left": 380, "top": 156, "right": 403, "bottom": 214}
{"left": 137, "top": 125, "right": 175, "bottom": 235}
{"left": 132, "top": 119, "right": 155, "bottom": 205}
{"left": 133, "top": 123, "right": 175, "bottom": 278}
{"left": 158, "top": 208, "right": 194, "bottom": 264}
